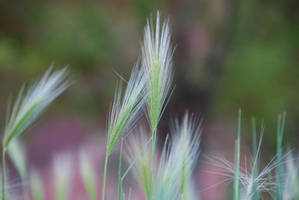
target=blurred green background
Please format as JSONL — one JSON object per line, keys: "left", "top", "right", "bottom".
{"left": 0, "top": 0, "right": 298, "bottom": 198}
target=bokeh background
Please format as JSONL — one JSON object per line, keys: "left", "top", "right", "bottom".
{"left": 0, "top": 0, "right": 298, "bottom": 199}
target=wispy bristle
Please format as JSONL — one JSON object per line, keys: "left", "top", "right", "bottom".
{"left": 142, "top": 12, "right": 174, "bottom": 132}
{"left": 106, "top": 64, "right": 145, "bottom": 155}
{"left": 208, "top": 150, "right": 291, "bottom": 200}
{"left": 3, "top": 67, "right": 69, "bottom": 148}
{"left": 151, "top": 113, "right": 200, "bottom": 200}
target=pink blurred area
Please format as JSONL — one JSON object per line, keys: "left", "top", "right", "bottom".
{"left": 6, "top": 114, "right": 244, "bottom": 200}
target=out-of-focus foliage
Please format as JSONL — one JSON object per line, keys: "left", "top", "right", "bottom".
{"left": 215, "top": 0, "right": 299, "bottom": 119}
{"left": 0, "top": 2, "right": 113, "bottom": 72}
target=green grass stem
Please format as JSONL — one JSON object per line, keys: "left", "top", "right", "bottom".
{"left": 102, "top": 154, "right": 109, "bottom": 200}
{"left": 276, "top": 112, "right": 286, "bottom": 200}
{"left": 118, "top": 140, "right": 123, "bottom": 200}
{"left": 233, "top": 109, "right": 241, "bottom": 200}
{"left": 251, "top": 117, "right": 259, "bottom": 200}
{"left": 1, "top": 148, "right": 6, "bottom": 200}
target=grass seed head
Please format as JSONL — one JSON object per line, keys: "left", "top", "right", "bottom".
{"left": 142, "top": 12, "right": 174, "bottom": 132}
{"left": 3, "top": 67, "right": 69, "bottom": 149}
{"left": 152, "top": 113, "right": 200, "bottom": 200}
{"left": 106, "top": 64, "right": 146, "bottom": 155}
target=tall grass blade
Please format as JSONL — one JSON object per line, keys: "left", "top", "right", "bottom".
{"left": 276, "top": 112, "right": 286, "bottom": 200}
{"left": 117, "top": 140, "right": 124, "bottom": 200}
{"left": 251, "top": 118, "right": 259, "bottom": 200}
{"left": 233, "top": 109, "right": 241, "bottom": 200}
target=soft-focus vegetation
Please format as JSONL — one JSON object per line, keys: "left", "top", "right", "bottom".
{"left": 0, "top": 1, "right": 298, "bottom": 199}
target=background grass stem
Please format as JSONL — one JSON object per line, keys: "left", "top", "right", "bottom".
{"left": 1, "top": 148, "right": 6, "bottom": 200}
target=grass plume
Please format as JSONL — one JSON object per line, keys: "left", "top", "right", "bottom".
{"left": 102, "top": 64, "right": 146, "bottom": 200}
{"left": 282, "top": 153, "right": 299, "bottom": 200}
{"left": 151, "top": 113, "right": 200, "bottom": 200}
{"left": 142, "top": 12, "right": 174, "bottom": 133}
{"left": 1, "top": 67, "right": 69, "bottom": 200}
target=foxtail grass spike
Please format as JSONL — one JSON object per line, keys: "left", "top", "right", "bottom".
{"left": 151, "top": 113, "right": 200, "bottom": 200}
{"left": 1, "top": 67, "right": 69, "bottom": 200}
{"left": 102, "top": 64, "right": 145, "bottom": 200}
{"left": 106, "top": 64, "right": 145, "bottom": 155}
{"left": 142, "top": 12, "right": 174, "bottom": 134}
{"left": 283, "top": 152, "right": 299, "bottom": 200}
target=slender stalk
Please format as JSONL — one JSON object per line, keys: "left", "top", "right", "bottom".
{"left": 276, "top": 112, "right": 286, "bottom": 200}
{"left": 151, "top": 129, "right": 157, "bottom": 161}
{"left": 251, "top": 117, "right": 259, "bottom": 200}
{"left": 233, "top": 109, "right": 241, "bottom": 200}
{"left": 1, "top": 147, "right": 6, "bottom": 200}
{"left": 102, "top": 154, "right": 109, "bottom": 200}
{"left": 118, "top": 140, "right": 123, "bottom": 200}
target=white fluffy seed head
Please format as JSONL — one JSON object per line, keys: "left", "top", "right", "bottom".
{"left": 106, "top": 64, "right": 146, "bottom": 155}
{"left": 142, "top": 12, "right": 174, "bottom": 132}
{"left": 3, "top": 67, "right": 69, "bottom": 148}
{"left": 282, "top": 152, "right": 299, "bottom": 200}
{"left": 209, "top": 150, "right": 289, "bottom": 200}
{"left": 125, "top": 130, "right": 153, "bottom": 198}
{"left": 152, "top": 113, "right": 200, "bottom": 200}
